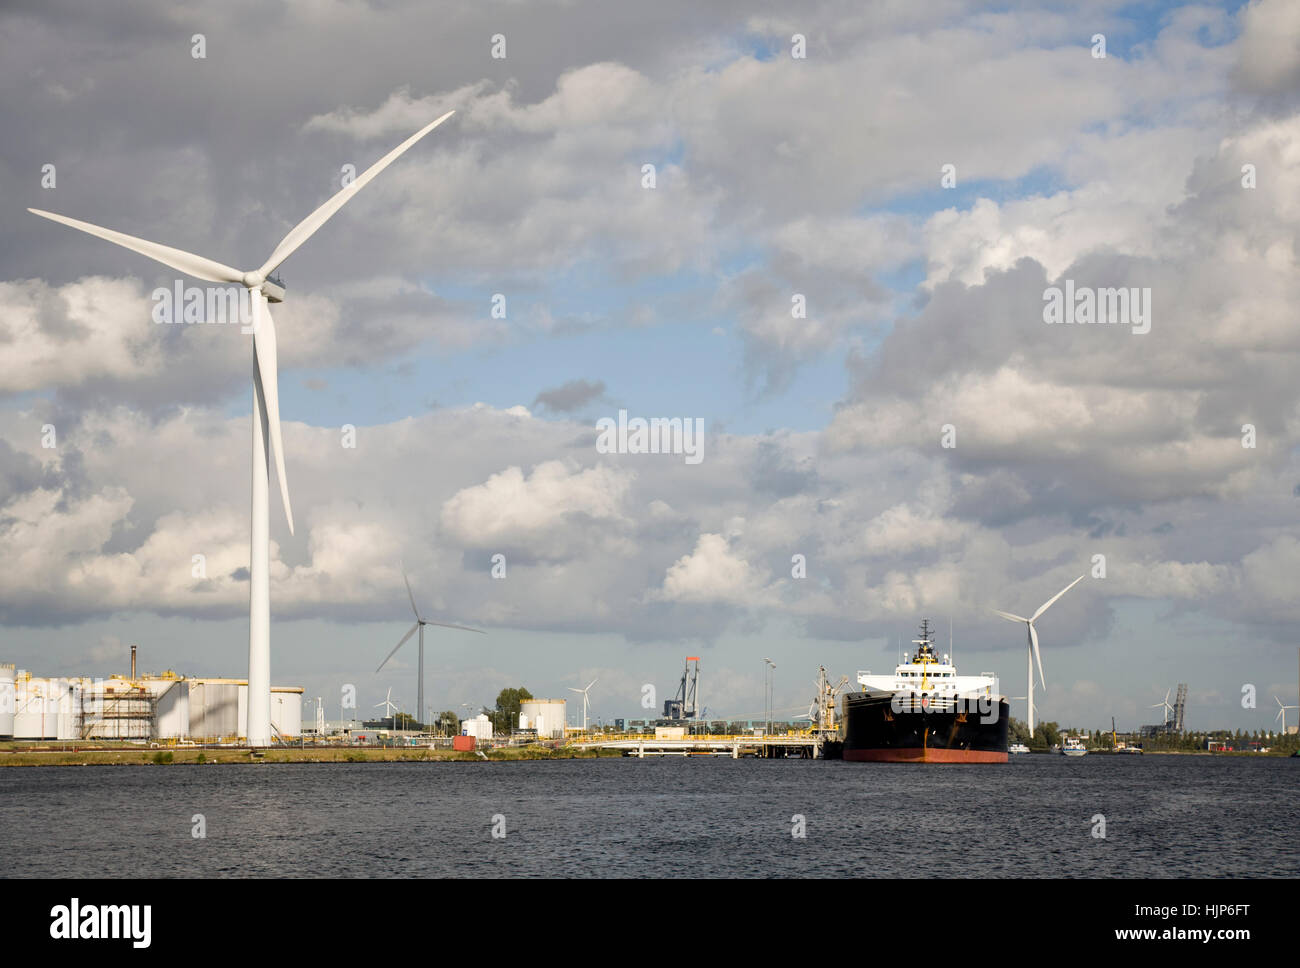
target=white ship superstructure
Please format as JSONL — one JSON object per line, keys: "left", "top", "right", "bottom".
{"left": 856, "top": 622, "right": 1000, "bottom": 712}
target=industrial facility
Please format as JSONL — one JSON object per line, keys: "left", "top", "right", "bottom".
{"left": 0, "top": 647, "right": 303, "bottom": 743}
{"left": 1141, "top": 682, "right": 1188, "bottom": 737}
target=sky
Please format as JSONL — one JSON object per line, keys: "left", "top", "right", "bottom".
{"left": 2, "top": 0, "right": 1299, "bottom": 734}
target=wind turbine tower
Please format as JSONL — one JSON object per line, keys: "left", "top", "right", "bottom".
{"left": 377, "top": 567, "right": 483, "bottom": 730}
{"left": 992, "top": 575, "right": 1085, "bottom": 738}
{"left": 29, "top": 113, "right": 457, "bottom": 745}
{"left": 567, "top": 679, "right": 598, "bottom": 732}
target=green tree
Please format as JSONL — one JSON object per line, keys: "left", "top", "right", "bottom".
{"left": 493, "top": 686, "right": 533, "bottom": 734}
{"left": 437, "top": 710, "right": 460, "bottom": 736}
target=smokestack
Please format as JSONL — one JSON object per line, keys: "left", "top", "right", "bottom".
{"left": 131, "top": 645, "right": 136, "bottom": 680}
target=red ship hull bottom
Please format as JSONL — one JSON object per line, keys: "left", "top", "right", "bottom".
{"left": 844, "top": 747, "right": 1008, "bottom": 764}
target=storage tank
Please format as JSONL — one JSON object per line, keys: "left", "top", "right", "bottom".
{"left": 53, "top": 679, "right": 81, "bottom": 740}
{"left": 146, "top": 675, "right": 190, "bottom": 739}
{"left": 519, "top": 698, "right": 567, "bottom": 739}
{"left": 13, "top": 673, "right": 48, "bottom": 739}
{"left": 0, "top": 664, "right": 14, "bottom": 738}
{"left": 270, "top": 687, "right": 303, "bottom": 738}
{"left": 83, "top": 677, "right": 153, "bottom": 739}
{"left": 189, "top": 679, "right": 240, "bottom": 740}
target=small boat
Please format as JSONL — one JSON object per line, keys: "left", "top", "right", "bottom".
{"left": 1009, "top": 743, "right": 1031, "bottom": 754}
{"left": 1060, "top": 735, "right": 1088, "bottom": 756}
{"left": 1115, "top": 745, "right": 1143, "bottom": 755}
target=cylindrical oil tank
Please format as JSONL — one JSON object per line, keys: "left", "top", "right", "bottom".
{"left": 520, "top": 698, "right": 567, "bottom": 739}
{"left": 189, "top": 679, "right": 240, "bottom": 740}
{"left": 147, "top": 677, "right": 190, "bottom": 739}
{"left": 54, "top": 679, "right": 81, "bottom": 740}
{"left": 0, "top": 664, "right": 14, "bottom": 738}
{"left": 270, "top": 688, "right": 303, "bottom": 738}
{"left": 13, "top": 674, "right": 47, "bottom": 739}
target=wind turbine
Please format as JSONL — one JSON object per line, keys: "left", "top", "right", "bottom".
{"left": 992, "top": 575, "right": 1085, "bottom": 739}
{"left": 375, "top": 688, "right": 400, "bottom": 732}
{"left": 1274, "top": 696, "right": 1298, "bottom": 735}
{"left": 376, "top": 567, "right": 484, "bottom": 731}
{"left": 567, "top": 679, "right": 597, "bottom": 732}
{"left": 1151, "top": 689, "right": 1174, "bottom": 727}
{"left": 29, "top": 112, "right": 456, "bottom": 746}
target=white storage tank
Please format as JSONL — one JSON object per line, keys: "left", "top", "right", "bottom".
{"left": 82, "top": 677, "right": 153, "bottom": 739}
{"left": 53, "top": 679, "right": 81, "bottom": 740}
{"left": 0, "top": 664, "right": 14, "bottom": 738}
{"left": 145, "top": 675, "right": 190, "bottom": 739}
{"left": 13, "top": 673, "right": 49, "bottom": 739}
{"left": 270, "top": 687, "right": 303, "bottom": 738}
{"left": 520, "top": 698, "right": 567, "bottom": 739}
{"left": 188, "top": 679, "right": 241, "bottom": 740}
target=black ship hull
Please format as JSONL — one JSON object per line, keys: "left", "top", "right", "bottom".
{"left": 841, "top": 692, "right": 1009, "bottom": 763}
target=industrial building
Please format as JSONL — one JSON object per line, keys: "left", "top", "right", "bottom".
{"left": 461, "top": 713, "right": 493, "bottom": 740}
{"left": 519, "top": 698, "right": 567, "bottom": 738}
{"left": 0, "top": 654, "right": 303, "bottom": 743}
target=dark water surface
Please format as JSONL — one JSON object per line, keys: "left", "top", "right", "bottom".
{"left": 2, "top": 756, "right": 1296, "bottom": 877}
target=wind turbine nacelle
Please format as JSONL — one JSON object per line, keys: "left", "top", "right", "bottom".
{"left": 261, "top": 278, "right": 286, "bottom": 303}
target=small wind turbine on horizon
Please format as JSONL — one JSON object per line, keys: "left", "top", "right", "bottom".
{"left": 991, "top": 575, "right": 1085, "bottom": 739}
{"left": 567, "top": 678, "right": 598, "bottom": 732}
{"left": 376, "top": 566, "right": 484, "bottom": 729}
{"left": 375, "top": 688, "right": 400, "bottom": 732}
{"left": 1151, "top": 689, "right": 1175, "bottom": 726}
{"left": 28, "top": 112, "right": 457, "bottom": 746}
{"left": 1274, "top": 696, "right": 1298, "bottom": 735}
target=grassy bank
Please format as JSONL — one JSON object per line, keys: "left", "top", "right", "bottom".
{"left": 0, "top": 745, "right": 623, "bottom": 766}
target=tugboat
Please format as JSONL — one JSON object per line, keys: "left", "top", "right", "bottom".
{"left": 840, "top": 620, "right": 1009, "bottom": 763}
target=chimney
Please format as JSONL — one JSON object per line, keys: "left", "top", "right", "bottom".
{"left": 130, "top": 645, "right": 137, "bottom": 680}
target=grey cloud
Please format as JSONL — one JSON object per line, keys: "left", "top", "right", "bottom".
{"left": 532, "top": 378, "right": 606, "bottom": 413}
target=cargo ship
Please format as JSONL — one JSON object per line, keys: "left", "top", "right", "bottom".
{"left": 840, "top": 619, "right": 1009, "bottom": 763}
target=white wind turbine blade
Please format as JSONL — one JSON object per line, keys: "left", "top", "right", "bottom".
{"left": 27, "top": 208, "right": 246, "bottom": 284}
{"left": 1030, "top": 575, "right": 1085, "bottom": 622}
{"left": 256, "top": 111, "right": 455, "bottom": 278}
{"left": 585, "top": 679, "right": 598, "bottom": 692}
{"left": 376, "top": 622, "right": 419, "bottom": 673}
{"left": 567, "top": 687, "right": 583, "bottom": 694}
{"left": 991, "top": 608, "right": 1029, "bottom": 624}
{"left": 1029, "top": 623, "right": 1045, "bottom": 690}
{"left": 421, "top": 619, "right": 485, "bottom": 634}
{"left": 251, "top": 294, "right": 293, "bottom": 534}
{"left": 402, "top": 567, "right": 423, "bottom": 622}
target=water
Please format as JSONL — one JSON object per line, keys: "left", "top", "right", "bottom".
{"left": 2, "top": 756, "right": 1296, "bottom": 877}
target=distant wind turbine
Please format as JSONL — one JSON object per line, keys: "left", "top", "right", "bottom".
{"left": 1151, "top": 689, "right": 1174, "bottom": 726}
{"left": 376, "top": 566, "right": 484, "bottom": 729}
{"left": 992, "top": 575, "right": 1085, "bottom": 738}
{"left": 1275, "top": 696, "right": 1298, "bottom": 735}
{"left": 567, "top": 679, "right": 598, "bottom": 732}
{"left": 28, "top": 112, "right": 456, "bottom": 746}
{"left": 375, "top": 688, "right": 400, "bottom": 732}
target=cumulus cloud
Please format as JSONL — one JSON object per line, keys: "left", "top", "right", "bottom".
{"left": 656, "top": 533, "right": 775, "bottom": 606}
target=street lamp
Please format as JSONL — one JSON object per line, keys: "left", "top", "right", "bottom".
{"left": 763, "top": 658, "right": 776, "bottom": 739}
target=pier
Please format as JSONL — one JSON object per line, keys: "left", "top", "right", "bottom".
{"left": 567, "top": 731, "right": 833, "bottom": 758}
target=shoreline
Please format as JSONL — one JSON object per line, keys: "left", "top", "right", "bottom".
{"left": 0, "top": 746, "right": 623, "bottom": 766}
